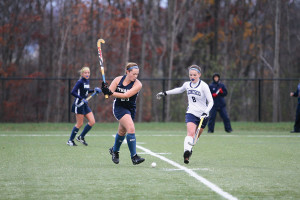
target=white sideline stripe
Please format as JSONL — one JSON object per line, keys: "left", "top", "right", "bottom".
{"left": 0, "top": 134, "right": 299, "bottom": 138}
{"left": 136, "top": 144, "right": 238, "bottom": 200}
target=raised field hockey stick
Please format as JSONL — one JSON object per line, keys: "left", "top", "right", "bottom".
{"left": 188, "top": 117, "right": 205, "bottom": 146}
{"left": 97, "top": 39, "right": 108, "bottom": 99}
{"left": 75, "top": 91, "right": 99, "bottom": 107}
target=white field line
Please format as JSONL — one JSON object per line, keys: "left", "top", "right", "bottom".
{"left": 110, "top": 135, "right": 237, "bottom": 199}
{"left": 136, "top": 144, "right": 238, "bottom": 200}
{"left": 163, "top": 168, "right": 212, "bottom": 172}
{"left": 0, "top": 134, "right": 299, "bottom": 138}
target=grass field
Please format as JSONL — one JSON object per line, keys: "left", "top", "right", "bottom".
{"left": 0, "top": 122, "right": 300, "bottom": 200}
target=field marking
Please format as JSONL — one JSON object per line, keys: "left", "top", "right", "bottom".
{"left": 139, "top": 152, "right": 171, "bottom": 155}
{"left": 163, "top": 168, "right": 212, "bottom": 172}
{"left": 1, "top": 134, "right": 300, "bottom": 138}
{"left": 136, "top": 144, "right": 238, "bottom": 200}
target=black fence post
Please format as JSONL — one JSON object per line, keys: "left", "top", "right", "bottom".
{"left": 258, "top": 79, "right": 262, "bottom": 122}
{"left": 162, "top": 79, "right": 166, "bottom": 122}
{"left": 68, "top": 78, "right": 71, "bottom": 123}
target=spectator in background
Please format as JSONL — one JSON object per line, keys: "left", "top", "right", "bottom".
{"left": 290, "top": 82, "right": 300, "bottom": 133}
{"left": 208, "top": 73, "right": 233, "bottom": 133}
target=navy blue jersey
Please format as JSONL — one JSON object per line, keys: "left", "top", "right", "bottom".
{"left": 209, "top": 81, "right": 228, "bottom": 107}
{"left": 71, "top": 78, "right": 94, "bottom": 106}
{"left": 113, "top": 75, "right": 138, "bottom": 110}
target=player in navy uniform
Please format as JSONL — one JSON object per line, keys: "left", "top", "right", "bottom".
{"left": 207, "top": 73, "right": 232, "bottom": 133}
{"left": 67, "top": 66, "right": 101, "bottom": 146}
{"left": 290, "top": 82, "right": 300, "bottom": 133}
{"left": 101, "top": 62, "right": 145, "bottom": 165}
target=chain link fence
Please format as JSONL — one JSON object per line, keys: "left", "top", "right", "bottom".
{"left": 0, "top": 77, "right": 299, "bottom": 123}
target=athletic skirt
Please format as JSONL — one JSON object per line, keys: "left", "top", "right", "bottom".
{"left": 72, "top": 103, "right": 92, "bottom": 115}
{"left": 185, "top": 113, "right": 208, "bottom": 129}
{"left": 113, "top": 105, "right": 136, "bottom": 121}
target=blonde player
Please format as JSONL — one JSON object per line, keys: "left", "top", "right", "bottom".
{"left": 156, "top": 65, "right": 213, "bottom": 164}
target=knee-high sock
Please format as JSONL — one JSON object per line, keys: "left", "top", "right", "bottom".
{"left": 126, "top": 133, "right": 136, "bottom": 158}
{"left": 80, "top": 124, "right": 92, "bottom": 138}
{"left": 113, "top": 133, "right": 125, "bottom": 152}
{"left": 184, "top": 136, "right": 193, "bottom": 152}
{"left": 69, "top": 126, "right": 79, "bottom": 141}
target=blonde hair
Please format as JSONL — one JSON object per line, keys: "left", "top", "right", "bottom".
{"left": 125, "top": 62, "right": 139, "bottom": 74}
{"left": 79, "top": 66, "right": 90, "bottom": 78}
{"left": 188, "top": 64, "right": 201, "bottom": 74}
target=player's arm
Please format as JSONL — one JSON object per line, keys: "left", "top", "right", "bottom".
{"left": 203, "top": 84, "right": 214, "bottom": 114}
{"left": 71, "top": 81, "right": 83, "bottom": 100}
{"left": 156, "top": 82, "right": 187, "bottom": 99}
{"left": 112, "top": 79, "right": 142, "bottom": 99}
{"left": 108, "top": 76, "right": 122, "bottom": 93}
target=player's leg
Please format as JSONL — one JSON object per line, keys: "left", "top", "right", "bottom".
{"left": 109, "top": 106, "right": 129, "bottom": 164}
{"left": 119, "top": 114, "right": 145, "bottom": 165}
{"left": 293, "top": 104, "right": 300, "bottom": 132}
{"left": 219, "top": 106, "right": 232, "bottom": 133}
{"left": 109, "top": 123, "right": 127, "bottom": 164}
{"left": 77, "top": 111, "right": 95, "bottom": 146}
{"left": 67, "top": 114, "right": 84, "bottom": 146}
{"left": 183, "top": 122, "right": 197, "bottom": 164}
{"left": 207, "top": 106, "right": 217, "bottom": 133}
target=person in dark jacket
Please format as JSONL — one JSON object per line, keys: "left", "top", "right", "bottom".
{"left": 207, "top": 73, "right": 232, "bottom": 133}
{"left": 290, "top": 82, "right": 300, "bottom": 133}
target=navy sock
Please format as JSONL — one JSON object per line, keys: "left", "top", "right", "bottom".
{"left": 69, "top": 127, "right": 79, "bottom": 141}
{"left": 113, "top": 133, "right": 125, "bottom": 152}
{"left": 126, "top": 133, "right": 136, "bottom": 158}
{"left": 80, "top": 124, "right": 92, "bottom": 138}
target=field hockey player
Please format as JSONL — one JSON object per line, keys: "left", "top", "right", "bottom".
{"left": 67, "top": 66, "right": 101, "bottom": 146}
{"left": 156, "top": 65, "right": 214, "bottom": 164}
{"left": 101, "top": 62, "right": 145, "bottom": 165}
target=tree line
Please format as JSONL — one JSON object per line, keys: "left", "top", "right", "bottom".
{"left": 0, "top": 0, "right": 299, "bottom": 122}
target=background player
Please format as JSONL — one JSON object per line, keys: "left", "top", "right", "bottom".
{"left": 101, "top": 62, "right": 145, "bottom": 165}
{"left": 156, "top": 65, "right": 213, "bottom": 164}
{"left": 290, "top": 82, "right": 300, "bottom": 133}
{"left": 67, "top": 66, "right": 101, "bottom": 146}
{"left": 207, "top": 73, "right": 233, "bottom": 133}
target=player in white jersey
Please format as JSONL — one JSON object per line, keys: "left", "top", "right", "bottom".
{"left": 156, "top": 65, "right": 213, "bottom": 164}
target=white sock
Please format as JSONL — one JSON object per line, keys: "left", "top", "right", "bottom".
{"left": 184, "top": 136, "right": 193, "bottom": 152}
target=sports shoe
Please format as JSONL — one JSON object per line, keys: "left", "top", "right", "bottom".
{"left": 183, "top": 150, "right": 192, "bottom": 164}
{"left": 131, "top": 154, "right": 145, "bottom": 165}
{"left": 76, "top": 136, "right": 88, "bottom": 146}
{"left": 207, "top": 130, "right": 214, "bottom": 133}
{"left": 67, "top": 140, "right": 77, "bottom": 146}
{"left": 109, "top": 147, "right": 119, "bottom": 164}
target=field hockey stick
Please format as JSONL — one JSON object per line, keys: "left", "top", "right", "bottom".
{"left": 188, "top": 117, "right": 205, "bottom": 146}
{"left": 97, "top": 39, "right": 108, "bottom": 99}
{"left": 216, "top": 88, "right": 220, "bottom": 95}
{"left": 75, "top": 91, "right": 98, "bottom": 107}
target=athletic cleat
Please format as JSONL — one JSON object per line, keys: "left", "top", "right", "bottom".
{"left": 76, "top": 136, "right": 88, "bottom": 146}
{"left": 131, "top": 154, "right": 145, "bottom": 165}
{"left": 109, "top": 147, "right": 119, "bottom": 164}
{"left": 183, "top": 150, "right": 192, "bottom": 164}
{"left": 67, "top": 140, "right": 77, "bottom": 146}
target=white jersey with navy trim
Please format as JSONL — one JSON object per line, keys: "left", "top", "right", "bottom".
{"left": 166, "top": 80, "right": 213, "bottom": 118}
